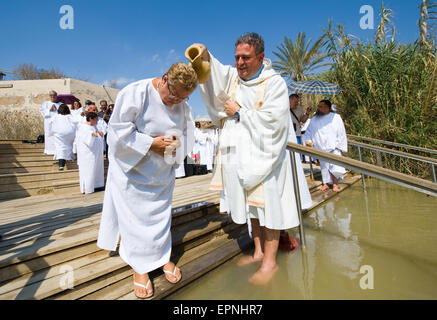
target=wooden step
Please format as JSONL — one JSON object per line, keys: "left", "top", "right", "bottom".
{"left": 0, "top": 161, "right": 79, "bottom": 174}
{"left": 0, "top": 166, "right": 109, "bottom": 201}
{"left": 0, "top": 155, "right": 54, "bottom": 161}
{"left": 53, "top": 227, "right": 251, "bottom": 300}
{"left": 0, "top": 201, "right": 217, "bottom": 284}
{"left": 122, "top": 230, "right": 252, "bottom": 300}
{"left": 0, "top": 201, "right": 221, "bottom": 270}
{"left": 0, "top": 204, "right": 236, "bottom": 300}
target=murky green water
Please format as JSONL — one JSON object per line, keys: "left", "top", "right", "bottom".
{"left": 168, "top": 179, "right": 437, "bottom": 300}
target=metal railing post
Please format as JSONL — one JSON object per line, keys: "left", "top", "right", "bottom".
{"left": 358, "top": 146, "right": 367, "bottom": 192}
{"left": 289, "top": 150, "right": 306, "bottom": 251}
{"left": 309, "top": 157, "right": 314, "bottom": 180}
{"left": 432, "top": 164, "right": 437, "bottom": 184}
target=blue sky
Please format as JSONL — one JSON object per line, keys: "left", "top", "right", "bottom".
{"left": 0, "top": 0, "right": 426, "bottom": 118}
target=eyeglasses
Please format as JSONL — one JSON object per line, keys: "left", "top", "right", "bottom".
{"left": 166, "top": 78, "right": 189, "bottom": 102}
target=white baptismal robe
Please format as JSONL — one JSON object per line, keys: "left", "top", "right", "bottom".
{"left": 287, "top": 114, "right": 313, "bottom": 210}
{"left": 194, "top": 128, "right": 209, "bottom": 165}
{"left": 304, "top": 112, "right": 348, "bottom": 184}
{"left": 75, "top": 115, "right": 108, "bottom": 153}
{"left": 48, "top": 114, "right": 76, "bottom": 161}
{"left": 97, "top": 79, "right": 195, "bottom": 274}
{"left": 70, "top": 107, "right": 83, "bottom": 118}
{"left": 199, "top": 53, "right": 300, "bottom": 230}
{"left": 40, "top": 101, "right": 62, "bottom": 154}
{"left": 75, "top": 123, "right": 105, "bottom": 193}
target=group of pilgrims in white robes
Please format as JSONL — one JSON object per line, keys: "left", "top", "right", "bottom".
{"left": 193, "top": 122, "right": 218, "bottom": 170}
{"left": 40, "top": 92, "right": 107, "bottom": 194}
{"left": 98, "top": 33, "right": 347, "bottom": 297}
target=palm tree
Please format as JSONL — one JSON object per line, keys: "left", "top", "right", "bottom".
{"left": 272, "top": 32, "right": 330, "bottom": 82}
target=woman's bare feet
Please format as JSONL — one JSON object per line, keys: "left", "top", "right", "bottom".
{"left": 162, "top": 261, "right": 182, "bottom": 284}
{"left": 332, "top": 184, "right": 340, "bottom": 192}
{"left": 133, "top": 271, "right": 153, "bottom": 299}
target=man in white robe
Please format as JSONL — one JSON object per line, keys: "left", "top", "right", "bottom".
{"left": 40, "top": 90, "right": 62, "bottom": 154}
{"left": 193, "top": 33, "right": 300, "bottom": 285}
{"left": 304, "top": 100, "right": 348, "bottom": 193}
{"left": 75, "top": 112, "right": 105, "bottom": 194}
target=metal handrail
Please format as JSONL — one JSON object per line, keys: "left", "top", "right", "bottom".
{"left": 348, "top": 140, "right": 437, "bottom": 165}
{"left": 287, "top": 142, "right": 437, "bottom": 198}
{"left": 347, "top": 139, "right": 437, "bottom": 183}
{"left": 347, "top": 134, "right": 437, "bottom": 156}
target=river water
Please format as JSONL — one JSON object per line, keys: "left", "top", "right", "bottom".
{"left": 168, "top": 179, "right": 437, "bottom": 299}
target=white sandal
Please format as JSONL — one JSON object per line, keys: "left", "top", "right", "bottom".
{"left": 133, "top": 277, "right": 153, "bottom": 299}
{"left": 163, "top": 265, "right": 182, "bottom": 284}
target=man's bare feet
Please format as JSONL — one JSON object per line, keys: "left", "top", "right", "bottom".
{"left": 319, "top": 184, "right": 330, "bottom": 192}
{"left": 248, "top": 264, "right": 279, "bottom": 285}
{"left": 162, "top": 261, "right": 182, "bottom": 284}
{"left": 237, "top": 253, "right": 264, "bottom": 267}
{"left": 332, "top": 184, "right": 340, "bottom": 192}
{"left": 133, "top": 272, "right": 153, "bottom": 299}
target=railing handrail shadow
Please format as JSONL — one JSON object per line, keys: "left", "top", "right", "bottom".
{"left": 287, "top": 142, "right": 437, "bottom": 198}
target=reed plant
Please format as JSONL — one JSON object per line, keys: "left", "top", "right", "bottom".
{"left": 322, "top": 20, "right": 436, "bottom": 178}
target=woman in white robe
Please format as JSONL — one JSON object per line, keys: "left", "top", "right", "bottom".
{"left": 70, "top": 101, "right": 83, "bottom": 118}
{"left": 97, "top": 63, "right": 197, "bottom": 299}
{"left": 75, "top": 112, "right": 105, "bottom": 194}
{"left": 48, "top": 104, "right": 77, "bottom": 170}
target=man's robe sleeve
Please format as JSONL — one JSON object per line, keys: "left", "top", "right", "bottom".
{"left": 199, "top": 53, "right": 236, "bottom": 124}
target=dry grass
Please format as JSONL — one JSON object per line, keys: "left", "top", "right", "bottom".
{"left": 0, "top": 108, "right": 44, "bottom": 140}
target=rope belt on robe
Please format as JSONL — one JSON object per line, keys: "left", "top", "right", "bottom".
{"left": 209, "top": 75, "right": 273, "bottom": 208}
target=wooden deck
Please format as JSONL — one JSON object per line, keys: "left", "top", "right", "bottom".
{"left": 0, "top": 142, "right": 361, "bottom": 300}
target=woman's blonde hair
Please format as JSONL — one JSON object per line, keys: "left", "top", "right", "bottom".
{"left": 166, "top": 62, "right": 198, "bottom": 92}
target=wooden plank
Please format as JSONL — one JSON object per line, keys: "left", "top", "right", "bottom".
{"left": 0, "top": 255, "right": 127, "bottom": 300}
{"left": 0, "top": 242, "right": 101, "bottom": 284}
{"left": 0, "top": 227, "right": 98, "bottom": 268}
{"left": 48, "top": 266, "right": 133, "bottom": 300}
{"left": 0, "top": 250, "right": 110, "bottom": 296}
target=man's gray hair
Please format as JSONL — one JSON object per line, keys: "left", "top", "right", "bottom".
{"left": 235, "top": 32, "right": 264, "bottom": 55}
{"left": 49, "top": 90, "right": 57, "bottom": 95}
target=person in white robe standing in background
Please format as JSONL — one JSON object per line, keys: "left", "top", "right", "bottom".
{"left": 304, "top": 99, "right": 347, "bottom": 193}
{"left": 287, "top": 113, "right": 313, "bottom": 209}
{"left": 204, "top": 122, "right": 217, "bottom": 172}
{"left": 194, "top": 122, "right": 209, "bottom": 166}
{"left": 193, "top": 32, "right": 300, "bottom": 285}
{"left": 48, "top": 104, "right": 77, "bottom": 170}
{"left": 75, "top": 112, "right": 105, "bottom": 194}
{"left": 40, "top": 90, "right": 62, "bottom": 155}
{"left": 97, "top": 63, "right": 197, "bottom": 299}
